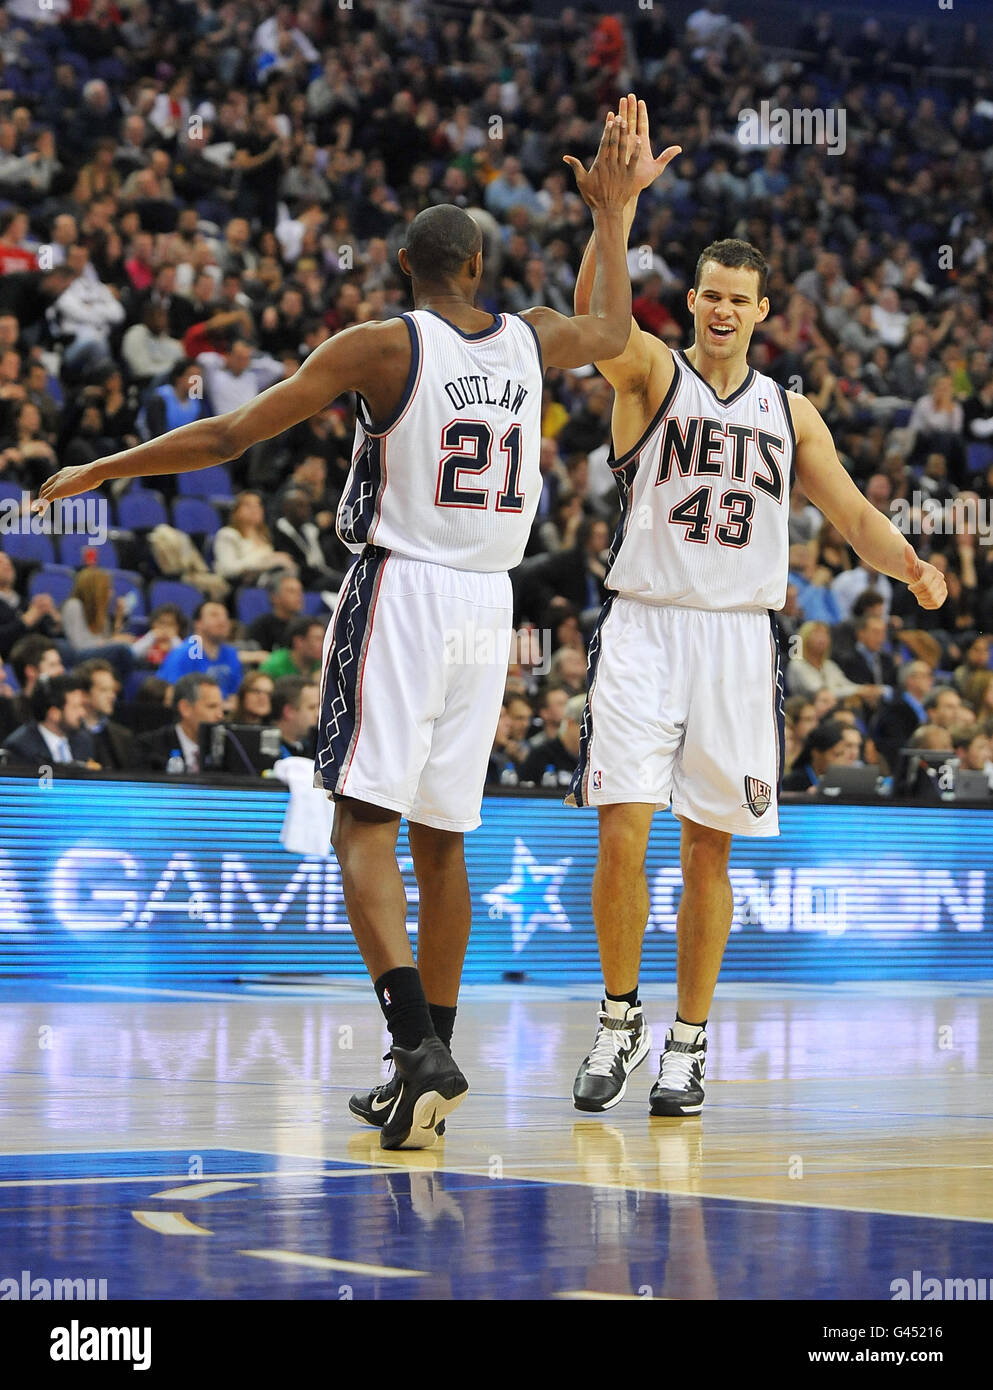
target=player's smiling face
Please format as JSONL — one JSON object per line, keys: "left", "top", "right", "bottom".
{"left": 688, "top": 262, "right": 769, "bottom": 361}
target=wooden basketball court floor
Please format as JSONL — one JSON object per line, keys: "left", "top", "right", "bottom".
{"left": 1, "top": 979, "right": 991, "bottom": 1300}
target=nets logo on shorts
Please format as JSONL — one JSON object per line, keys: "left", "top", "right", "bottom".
{"left": 743, "top": 776, "right": 772, "bottom": 818}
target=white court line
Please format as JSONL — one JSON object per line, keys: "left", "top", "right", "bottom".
{"left": 226, "top": 1145, "right": 993, "bottom": 1227}
{"left": 556, "top": 1290, "right": 671, "bottom": 1301}
{"left": 132, "top": 1211, "right": 212, "bottom": 1236}
{"left": 59, "top": 983, "right": 266, "bottom": 1002}
{"left": 238, "top": 1248, "right": 425, "bottom": 1278}
{"left": 0, "top": 1168, "right": 387, "bottom": 1189}
{"left": 150, "top": 1181, "right": 253, "bottom": 1199}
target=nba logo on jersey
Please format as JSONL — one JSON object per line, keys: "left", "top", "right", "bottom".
{"left": 592, "top": 770, "right": 602, "bottom": 790}
{"left": 758, "top": 396, "right": 770, "bottom": 412}
{"left": 743, "top": 776, "right": 772, "bottom": 817}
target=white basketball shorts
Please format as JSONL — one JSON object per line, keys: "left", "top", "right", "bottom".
{"left": 314, "top": 545, "right": 512, "bottom": 832}
{"left": 568, "top": 598, "right": 785, "bottom": 837}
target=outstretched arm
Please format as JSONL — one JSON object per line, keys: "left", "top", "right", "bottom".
{"left": 34, "top": 320, "right": 406, "bottom": 507}
{"left": 574, "top": 95, "right": 680, "bottom": 393}
{"left": 521, "top": 106, "right": 643, "bottom": 370}
{"left": 791, "top": 392, "right": 946, "bottom": 610}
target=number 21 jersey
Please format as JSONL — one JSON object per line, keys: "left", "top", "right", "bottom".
{"left": 605, "top": 350, "right": 795, "bottom": 611}
{"left": 336, "top": 309, "right": 544, "bottom": 573}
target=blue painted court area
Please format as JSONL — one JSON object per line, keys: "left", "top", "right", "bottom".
{"left": 0, "top": 1148, "right": 987, "bottom": 1301}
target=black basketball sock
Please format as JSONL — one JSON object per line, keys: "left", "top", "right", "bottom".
{"left": 606, "top": 986, "right": 639, "bottom": 1010}
{"left": 428, "top": 1003, "right": 457, "bottom": 1052}
{"left": 374, "top": 967, "right": 434, "bottom": 1052}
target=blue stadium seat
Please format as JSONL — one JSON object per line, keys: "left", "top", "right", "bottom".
{"left": 966, "top": 443, "right": 993, "bottom": 477}
{"left": 147, "top": 580, "right": 204, "bottom": 618}
{"left": 117, "top": 490, "right": 169, "bottom": 531}
{"left": 172, "top": 498, "right": 222, "bottom": 536}
{"left": 302, "top": 591, "right": 330, "bottom": 616}
{"left": 891, "top": 407, "right": 913, "bottom": 427}
{"left": 107, "top": 569, "right": 147, "bottom": 618}
{"left": 28, "top": 564, "right": 75, "bottom": 606}
{"left": 236, "top": 586, "right": 270, "bottom": 625}
{"left": 3, "top": 532, "right": 56, "bottom": 566}
{"left": 58, "top": 535, "right": 120, "bottom": 569}
{"left": 0, "top": 480, "right": 24, "bottom": 506}
{"left": 176, "top": 465, "right": 233, "bottom": 500}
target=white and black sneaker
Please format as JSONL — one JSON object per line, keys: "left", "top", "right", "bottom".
{"left": 379, "top": 1036, "right": 469, "bottom": 1151}
{"left": 350, "top": 1053, "right": 450, "bottom": 1137}
{"left": 573, "top": 1000, "right": 652, "bottom": 1112}
{"left": 649, "top": 1027, "right": 707, "bottom": 1116}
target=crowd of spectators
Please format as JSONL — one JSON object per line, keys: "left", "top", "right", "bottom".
{"left": 0, "top": 1, "right": 991, "bottom": 793}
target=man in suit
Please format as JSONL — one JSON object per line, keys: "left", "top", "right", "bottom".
{"left": 1, "top": 634, "right": 66, "bottom": 742}
{"left": 135, "top": 673, "right": 224, "bottom": 772}
{"left": 272, "top": 675, "right": 319, "bottom": 759}
{"left": 2, "top": 674, "right": 97, "bottom": 767}
{"left": 272, "top": 487, "right": 344, "bottom": 591}
{"left": 840, "top": 613, "right": 898, "bottom": 721}
{"left": 872, "top": 659, "right": 933, "bottom": 773}
{"left": 75, "top": 658, "right": 137, "bottom": 771}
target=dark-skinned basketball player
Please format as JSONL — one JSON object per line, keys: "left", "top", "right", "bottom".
{"left": 36, "top": 109, "right": 646, "bottom": 1148}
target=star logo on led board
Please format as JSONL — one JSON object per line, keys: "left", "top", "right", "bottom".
{"left": 483, "top": 837, "right": 573, "bottom": 954}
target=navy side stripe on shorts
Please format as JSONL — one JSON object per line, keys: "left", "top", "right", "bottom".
{"left": 315, "top": 545, "right": 389, "bottom": 794}
{"left": 769, "top": 611, "right": 787, "bottom": 791}
{"left": 568, "top": 592, "right": 616, "bottom": 808}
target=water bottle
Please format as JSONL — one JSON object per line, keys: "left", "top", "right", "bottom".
{"left": 541, "top": 764, "right": 558, "bottom": 788}
{"left": 166, "top": 749, "right": 185, "bottom": 774}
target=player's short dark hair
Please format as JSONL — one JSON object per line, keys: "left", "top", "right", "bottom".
{"left": 694, "top": 238, "right": 768, "bottom": 302}
{"left": 9, "top": 635, "right": 59, "bottom": 687}
{"left": 403, "top": 204, "right": 482, "bottom": 281}
{"left": 30, "top": 673, "right": 86, "bottom": 723}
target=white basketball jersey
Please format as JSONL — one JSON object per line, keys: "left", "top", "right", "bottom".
{"left": 605, "top": 350, "right": 795, "bottom": 610}
{"left": 336, "top": 309, "right": 544, "bottom": 572}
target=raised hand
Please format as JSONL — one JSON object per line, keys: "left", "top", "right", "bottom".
{"left": 904, "top": 542, "right": 947, "bottom": 611}
{"left": 563, "top": 109, "right": 642, "bottom": 214}
{"left": 618, "top": 92, "right": 681, "bottom": 195}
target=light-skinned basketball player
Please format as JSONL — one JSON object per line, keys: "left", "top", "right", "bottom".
{"left": 36, "top": 111, "right": 645, "bottom": 1149}
{"left": 568, "top": 95, "right": 946, "bottom": 1117}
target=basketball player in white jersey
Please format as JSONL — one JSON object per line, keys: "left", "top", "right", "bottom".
{"left": 568, "top": 96, "right": 947, "bottom": 1117}
{"left": 36, "top": 112, "right": 646, "bottom": 1148}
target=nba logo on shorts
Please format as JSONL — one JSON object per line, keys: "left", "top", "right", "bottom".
{"left": 592, "top": 769, "right": 602, "bottom": 791}
{"left": 758, "top": 397, "right": 769, "bottom": 413}
{"left": 743, "top": 776, "right": 772, "bottom": 817}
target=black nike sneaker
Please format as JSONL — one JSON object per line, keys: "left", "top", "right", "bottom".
{"left": 573, "top": 1001, "right": 652, "bottom": 1112}
{"left": 648, "top": 1027, "right": 707, "bottom": 1116}
{"left": 378, "top": 1037, "right": 469, "bottom": 1151}
{"left": 349, "top": 1054, "right": 449, "bottom": 1136}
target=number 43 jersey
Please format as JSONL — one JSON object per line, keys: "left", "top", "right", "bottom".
{"left": 605, "top": 350, "right": 795, "bottom": 612}
{"left": 336, "top": 308, "right": 544, "bottom": 573}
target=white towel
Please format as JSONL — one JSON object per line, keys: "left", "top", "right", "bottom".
{"left": 271, "top": 756, "right": 334, "bottom": 857}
